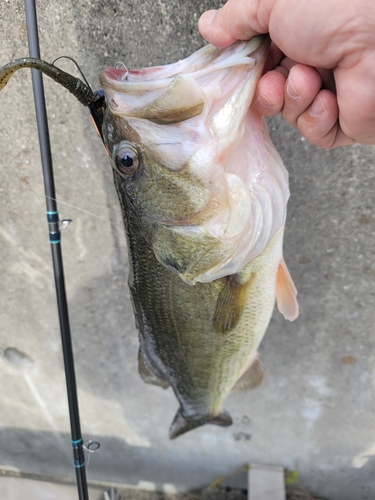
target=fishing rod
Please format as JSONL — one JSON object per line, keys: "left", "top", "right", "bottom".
{"left": 0, "top": 2, "right": 108, "bottom": 495}
{"left": 24, "top": 2, "right": 89, "bottom": 498}
{"left": 21, "top": 0, "right": 104, "bottom": 500}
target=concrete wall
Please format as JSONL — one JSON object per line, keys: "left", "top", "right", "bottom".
{"left": 0, "top": 1, "right": 374, "bottom": 499}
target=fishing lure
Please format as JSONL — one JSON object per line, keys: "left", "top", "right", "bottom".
{"left": 0, "top": 56, "right": 107, "bottom": 140}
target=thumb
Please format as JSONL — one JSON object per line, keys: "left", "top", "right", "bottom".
{"left": 198, "top": 1, "right": 267, "bottom": 48}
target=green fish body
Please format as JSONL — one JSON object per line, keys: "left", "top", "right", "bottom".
{"left": 99, "top": 36, "right": 298, "bottom": 439}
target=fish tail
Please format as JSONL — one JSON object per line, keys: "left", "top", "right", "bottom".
{"left": 169, "top": 408, "right": 232, "bottom": 439}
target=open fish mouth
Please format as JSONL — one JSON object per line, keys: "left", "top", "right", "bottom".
{"left": 101, "top": 35, "right": 267, "bottom": 89}
{"left": 99, "top": 35, "right": 269, "bottom": 122}
{"left": 99, "top": 35, "right": 290, "bottom": 284}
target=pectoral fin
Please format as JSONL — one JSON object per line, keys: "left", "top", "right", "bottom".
{"left": 169, "top": 409, "right": 232, "bottom": 439}
{"left": 138, "top": 349, "right": 170, "bottom": 389}
{"left": 213, "top": 272, "right": 254, "bottom": 334}
{"left": 232, "top": 354, "right": 264, "bottom": 391}
{"left": 276, "top": 258, "right": 299, "bottom": 321}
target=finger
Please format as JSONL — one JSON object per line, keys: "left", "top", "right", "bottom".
{"left": 334, "top": 62, "right": 375, "bottom": 145}
{"left": 253, "top": 69, "right": 287, "bottom": 117}
{"left": 296, "top": 89, "right": 355, "bottom": 148}
{"left": 198, "top": 0, "right": 268, "bottom": 48}
{"left": 198, "top": 10, "right": 236, "bottom": 48}
{"left": 318, "top": 68, "right": 336, "bottom": 94}
{"left": 281, "top": 64, "right": 323, "bottom": 126}
{"left": 263, "top": 43, "right": 285, "bottom": 73}
{"left": 269, "top": 43, "right": 284, "bottom": 67}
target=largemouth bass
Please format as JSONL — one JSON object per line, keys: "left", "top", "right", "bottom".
{"left": 99, "top": 35, "right": 298, "bottom": 439}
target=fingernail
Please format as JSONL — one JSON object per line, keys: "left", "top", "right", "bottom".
{"left": 310, "top": 94, "right": 325, "bottom": 116}
{"left": 199, "top": 10, "right": 217, "bottom": 28}
{"left": 286, "top": 79, "right": 300, "bottom": 99}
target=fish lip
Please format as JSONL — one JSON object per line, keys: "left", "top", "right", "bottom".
{"left": 104, "top": 67, "right": 128, "bottom": 82}
{"left": 103, "top": 65, "right": 168, "bottom": 83}
{"left": 100, "top": 35, "right": 269, "bottom": 91}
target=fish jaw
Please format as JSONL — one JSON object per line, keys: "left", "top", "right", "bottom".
{"left": 100, "top": 35, "right": 268, "bottom": 101}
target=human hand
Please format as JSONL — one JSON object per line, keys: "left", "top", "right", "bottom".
{"left": 199, "top": 0, "right": 375, "bottom": 148}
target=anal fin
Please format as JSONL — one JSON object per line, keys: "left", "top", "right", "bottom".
{"left": 232, "top": 354, "right": 264, "bottom": 391}
{"left": 213, "top": 272, "right": 253, "bottom": 334}
{"left": 276, "top": 258, "right": 299, "bottom": 321}
{"left": 138, "top": 348, "right": 170, "bottom": 389}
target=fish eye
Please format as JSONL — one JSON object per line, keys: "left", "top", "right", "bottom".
{"left": 113, "top": 142, "right": 139, "bottom": 175}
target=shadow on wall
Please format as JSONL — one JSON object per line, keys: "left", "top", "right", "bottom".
{"left": 2, "top": 426, "right": 375, "bottom": 496}
{"left": 0, "top": 428, "right": 191, "bottom": 490}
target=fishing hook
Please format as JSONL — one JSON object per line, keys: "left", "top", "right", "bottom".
{"left": 49, "top": 56, "right": 108, "bottom": 144}
{"left": 50, "top": 56, "right": 107, "bottom": 143}
{"left": 51, "top": 55, "right": 93, "bottom": 89}
{"left": 115, "top": 61, "right": 129, "bottom": 80}
{"left": 49, "top": 55, "right": 107, "bottom": 143}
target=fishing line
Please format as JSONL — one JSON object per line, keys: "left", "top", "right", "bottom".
{"left": 83, "top": 440, "right": 100, "bottom": 476}
{"left": 14, "top": 173, "right": 121, "bottom": 226}
{"left": 44, "top": 195, "right": 120, "bottom": 226}
{"left": 51, "top": 56, "right": 93, "bottom": 89}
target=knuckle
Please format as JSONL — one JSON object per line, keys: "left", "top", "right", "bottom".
{"left": 281, "top": 106, "right": 298, "bottom": 126}
{"left": 297, "top": 119, "right": 337, "bottom": 149}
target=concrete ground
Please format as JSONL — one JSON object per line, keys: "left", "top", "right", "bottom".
{"left": 0, "top": 472, "right": 327, "bottom": 500}
{"left": 0, "top": 475, "right": 248, "bottom": 500}
{"left": 0, "top": 1, "right": 374, "bottom": 500}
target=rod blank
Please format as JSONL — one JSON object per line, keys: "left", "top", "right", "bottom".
{"left": 24, "top": 1, "right": 89, "bottom": 499}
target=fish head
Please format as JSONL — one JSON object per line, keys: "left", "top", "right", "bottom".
{"left": 99, "top": 35, "right": 269, "bottom": 222}
{"left": 99, "top": 36, "right": 288, "bottom": 283}
{"left": 100, "top": 107, "right": 214, "bottom": 227}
